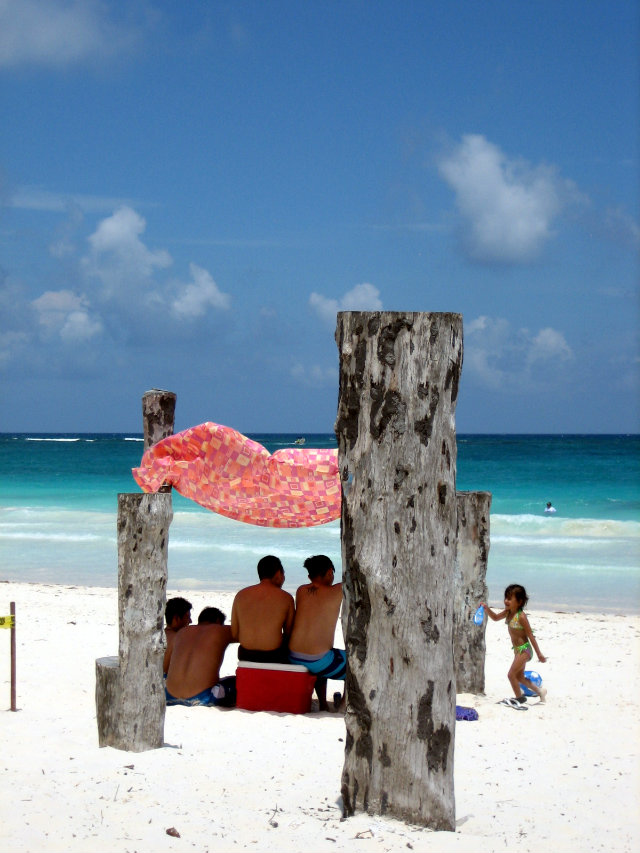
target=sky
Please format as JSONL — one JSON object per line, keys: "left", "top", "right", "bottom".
{"left": 1, "top": 0, "right": 638, "bottom": 434}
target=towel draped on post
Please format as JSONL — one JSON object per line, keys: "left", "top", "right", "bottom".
{"left": 132, "top": 422, "right": 341, "bottom": 528}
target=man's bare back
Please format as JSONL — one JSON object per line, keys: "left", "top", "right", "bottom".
{"left": 289, "top": 580, "right": 342, "bottom": 655}
{"left": 231, "top": 556, "right": 294, "bottom": 655}
{"left": 288, "top": 555, "right": 345, "bottom": 711}
{"left": 164, "top": 628, "right": 179, "bottom": 675}
{"left": 166, "top": 622, "right": 232, "bottom": 699}
{"left": 163, "top": 597, "right": 192, "bottom": 674}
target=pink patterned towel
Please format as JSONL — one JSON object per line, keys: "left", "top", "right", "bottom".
{"left": 132, "top": 422, "right": 341, "bottom": 528}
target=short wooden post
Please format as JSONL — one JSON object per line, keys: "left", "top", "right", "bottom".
{"left": 142, "top": 389, "right": 177, "bottom": 450}
{"left": 10, "top": 601, "right": 16, "bottom": 711}
{"left": 115, "top": 492, "right": 171, "bottom": 749}
{"left": 95, "top": 656, "right": 120, "bottom": 739}
{"left": 336, "top": 311, "right": 462, "bottom": 831}
{"left": 454, "top": 491, "right": 491, "bottom": 694}
{"left": 95, "top": 390, "right": 175, "bottom": 751}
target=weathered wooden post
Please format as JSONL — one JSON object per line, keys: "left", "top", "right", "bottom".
{"left": 336, "top": 311, "right": 462, "bottom": 830}
{"left": 142, "top": 388, "right": 177, "bottom": 452}
{"left": 454, "top": 491, "right": 491, "bottom": 694}
{"left": 95, "top": 389, "right": 175, "bottom": 751}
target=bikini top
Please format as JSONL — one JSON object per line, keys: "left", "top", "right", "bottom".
{"left": 508, "top": 609, "right": 523, "bottom": 630}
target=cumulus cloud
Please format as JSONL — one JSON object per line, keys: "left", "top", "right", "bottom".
{"left": 1, "top": 205, "right": 235, "bottom": 374}
{"left": 171, "top": 263, "right": 231, "bottom": 318}
{"left": 602, "top": 206, "right": 640, "bottom": 251}
{"left": 0, "top": 0, "right": 137, "bottom": 68}
{"left": 526, "top": 327, "right": 574, "bottom": 366}
{"left": 309, "top": 293, "right": 339, "bottom": 324}
{"left": 79, "top": 206, "right": 234, "bottom": 327}
{"left": 290, "top": 363, "right": 339, "bottom": 387}
{"left": 309, "top": 282, "right": 382, "bottom": 325}
{"left": 464, "top": 316, "right": 513, "bottom": 389}
{"left": 31, "top": 289, "right": 102, "bottom": 342}
{"left": 466, "top": 315, "right": 573, "bottom": 390}
{"left": 84, "top": 206, "right": 172, "bottom": 296}
{"left": 438, "top": 135, "right": 575, "bottom": 264}
{"left": 0, "top": 330, "right": 29, "bottom": 368}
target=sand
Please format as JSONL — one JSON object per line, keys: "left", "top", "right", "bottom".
{"left": 0, "top": 580, "right": 639, "bottom": 852}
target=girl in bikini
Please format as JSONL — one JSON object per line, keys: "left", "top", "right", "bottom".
{"left": 482, "top": 584, "right": 547, "bottom": 708}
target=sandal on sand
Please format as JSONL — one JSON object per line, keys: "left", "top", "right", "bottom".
{"left": 499, "top": 697, "right": 528, "bottom": 710}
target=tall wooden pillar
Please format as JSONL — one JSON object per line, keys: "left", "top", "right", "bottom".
{"left": 336, "top": 311, "right": 462, "bottom": 830}
{"left": 454, "top": 491, "right": 491, "bottom": 694}
{"left": 95, "top": 390, "right": 175, "bottom": 751}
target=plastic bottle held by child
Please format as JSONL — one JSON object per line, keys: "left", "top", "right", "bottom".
{"left": 473, "top": 605, "right": 485, "bottom": 625}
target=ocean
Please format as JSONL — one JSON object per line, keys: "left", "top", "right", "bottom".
{"left": 1, "top": 433, "right": 638, "bottom": 613}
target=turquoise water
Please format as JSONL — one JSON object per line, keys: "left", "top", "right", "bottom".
{"left": 1, "top": 433, "right": 638, "bottom": 612}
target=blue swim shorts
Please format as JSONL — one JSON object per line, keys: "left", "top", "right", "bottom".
{"left": 165, "top": 675, "right": 236, "bottom": 707}
{"left": 288, "top": 648, "right": 346, "bottom": 680}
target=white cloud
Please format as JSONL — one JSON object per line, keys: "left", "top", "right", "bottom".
{"left": 526, "top": 327, "right": 574, "bottom": 366}
{"left": 31, "top": 289, "right": 102, "bottom": 342}
{"left": 466, "top": 315, "right": 573, "bottom": 390}
{"left": 0, "top": 330, "right": 29, "bottom": 367}
{"left": 8, "top": 186, "right": 132, "bottom": 214}
{"left": 80, "top": 206, "right": 234, "bottom": 324}
{"left": 310, "top": 282, "right": 383, "bottom": 325}
{"left": 465, "top": 316, "right": 513, "bottom": 389}
{"left": 341, "top": 283, "right": 383, "bottom": 311}
{"left": 602, "top": 206, "right": 640, "bottom": 251}
{"left": 84, "top": 206, "right": 172, "bottom": 296}
{"left": 0, "top": 0, "right": 136, "bottom": 68}
{"left": 171, "top": 263, "right": 231, "bottom": 318}
{"left": 290, "top": 363, "right": 338, "bottom": 387}
{"left": 438, "top": 135, "right": 573, "bottom": 264}
{"left": 309, "top": 292, "right": 339, "bottom": 324}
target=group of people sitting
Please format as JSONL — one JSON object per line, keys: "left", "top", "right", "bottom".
{"left": 163, "top": 554, "right": 346, "bottom": 712}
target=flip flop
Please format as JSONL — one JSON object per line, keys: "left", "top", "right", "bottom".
{"left": 499, "top": 697, "right": 528, "bottom": 710}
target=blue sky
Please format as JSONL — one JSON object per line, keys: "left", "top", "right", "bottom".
{"left": 1, "top": 0, "right": 638, "bottom": 434}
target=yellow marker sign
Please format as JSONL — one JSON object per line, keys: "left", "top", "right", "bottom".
{"left": 0, "top": 615, "right": 15, "bottom": 629}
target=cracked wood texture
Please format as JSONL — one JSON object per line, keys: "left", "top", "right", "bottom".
{"left": 142, "top": 389, "right": 177, "bottom": 451}
{"left": 95, "top": 390, "right": 175, "bottom": 751}
{"left": 454, "top": 491, "right": 491, "bottom": 694}
{"left": 335, "top": 311, "right": 462, "bottom": 830}
{"left": 96, "top": 492, "right": 172, "bottom": 751}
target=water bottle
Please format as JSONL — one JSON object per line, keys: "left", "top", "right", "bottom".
{"left": 473, "top": 605, "right": 485, "bottom": 625}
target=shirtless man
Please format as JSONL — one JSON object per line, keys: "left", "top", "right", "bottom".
{"left": 165, "top": 607, "right": 236, "bottom": 707}
{"left": 163, "top": 596, "right": 192, "bottom": 675}
{"left": 231, "top": 555, "right": 294, "bottom": 663}
{"left": 288, "top": 554, "right": 345, "bottom": 710}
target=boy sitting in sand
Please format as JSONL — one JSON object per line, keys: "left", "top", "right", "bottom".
{"left": 483, "top": 583, "right": 547, "bottom": 709}
{"left": 165, "top": 607, "right": 236, "bottom": 707}
{"left": 164, "top": 596, "right": 192, "bottom": 674}
{"left": 288, "top": 555, "right": 345, "bottom": 711}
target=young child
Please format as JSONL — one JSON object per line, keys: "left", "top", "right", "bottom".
{"left": 482, "top": 584, "right": 547, "bottom": 709}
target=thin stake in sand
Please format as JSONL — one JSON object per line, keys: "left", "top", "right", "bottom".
{"left": 0, "top": 601, "right": 17, "bottom": 711}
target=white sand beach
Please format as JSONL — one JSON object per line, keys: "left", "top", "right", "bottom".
{"left": 1, "top": 581, "right": 639, "bottom": 852}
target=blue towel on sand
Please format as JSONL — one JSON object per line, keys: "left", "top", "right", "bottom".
{"left": 455, "top": 705, "right": 479, "bottom": 721}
